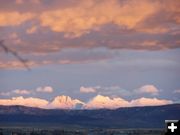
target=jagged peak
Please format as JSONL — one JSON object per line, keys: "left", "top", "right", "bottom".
{"left": 49, "top": 95, "right": 85, "bottom": 109}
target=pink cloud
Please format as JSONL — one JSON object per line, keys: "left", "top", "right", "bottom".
{"left": 0, "top": 1, "right": 179, "bottom": 69}
{"left": 0, "top": 11, "right": 34, "bottom": 26}
{"left": 135, "top": 85, "right": 159, "bottom": 95}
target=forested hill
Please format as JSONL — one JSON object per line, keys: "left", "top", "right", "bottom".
{"left": 0, "top": 104, "right": 179, "bottom": 128}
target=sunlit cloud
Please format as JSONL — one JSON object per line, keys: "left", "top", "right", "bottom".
{"left": 0, "top": 11, "right": 34, "bottom": 26}
{"left": 0, "top": 0, "right": 179, "bottom": 69}
{"left": 134, "top": 85, "right": 159, "bottom": 96}
{"left": 39, "top": 0, "right": 158, "bottom": 37}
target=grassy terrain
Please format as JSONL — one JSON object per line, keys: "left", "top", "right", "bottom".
{"left": 0, "top": 126, "right": 165, "bottom": 135}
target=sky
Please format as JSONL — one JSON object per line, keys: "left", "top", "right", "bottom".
{"left": 0, "top": 0, "right": 179, "bottom": 109}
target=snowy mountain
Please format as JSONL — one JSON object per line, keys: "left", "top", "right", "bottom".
{"left": 49, "top": 95, "right": 85, "bottom": 109}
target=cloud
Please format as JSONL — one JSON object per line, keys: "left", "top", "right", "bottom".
{"left": 12, "top": 89, "right": 31, "bottom": 95}
{"left": 84, "top": 95, "right": 172, "bottom": 109}
{"left": 0, "top": 11, "right": 34, "bottom": 26}
{"left": 39, "top": 0, "right": 157, "bottom": 37}
{"left": 0, "top": 0, "right": 179, "bottom": 69}
{"left": 15, "top": 0, "right": 41, "bottom": 5}
{"left": 80, "top": 86, "right": 96, "bottom": 93}
{"left": 0, "top": 96, "right": 49, "bottom": 108}
{"left": 80, "top": 85, "right": 160, "bottom": 97}
{"left": 36, "top": 86, "right": 53, "bottom": 93}
{"left": 135, "top": 85, "right": 159, "bottom": 95}
{"left": 0, "top": 86, "right": 53, "bottom": 97}
{"left": 38, "top": 0, "right": 180, "bottom": 37}
{"left": 15, "top": 0, "right": 23, "bottom": 4}
{"left": 94, "top": 86, "right": 131, "bottom": 97}
{"left": 0, "top": 89, "right": 31, "bottom": 96}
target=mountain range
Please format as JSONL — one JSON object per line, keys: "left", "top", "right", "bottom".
{"left": 0, "top": 103, "right": 179, "bottom": 128}
{"left": 0, "top": 95, "right": 173, "bottom": 109}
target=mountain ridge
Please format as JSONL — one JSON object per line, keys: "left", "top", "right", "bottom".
{"left": 0, "top": 104, "right": 179, "bottom": 128}
{"left": 0, "top": 94, "right": 173, "bottom": 109}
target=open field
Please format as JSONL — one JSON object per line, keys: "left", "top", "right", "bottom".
{"left": 0, "top": 127, "right": 165, "bottom": 135}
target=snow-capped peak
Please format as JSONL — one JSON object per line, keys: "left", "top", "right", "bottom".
{"left": 49, "top": 95, "right": 85, "bottom": 109}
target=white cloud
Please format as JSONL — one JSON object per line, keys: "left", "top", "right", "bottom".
{"left": 36, "top": 86, "right": 53, "bottom": 93}
{"left": 135, "top": 85, "right": 159, "bottom": 95}
{"left": 80, "top": 86, "right": 96, "bottom": 93}
{"left": 13, "top": 89, "right": 31, "bottom": 95}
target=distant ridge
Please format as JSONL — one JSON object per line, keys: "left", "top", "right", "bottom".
{"left": 0, "top": 104, "right": 179, "bottom": 128}
{"left": 0, "top": 95, "right": 172, "bottom": 109}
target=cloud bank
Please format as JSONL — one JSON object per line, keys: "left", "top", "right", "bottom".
{"left": 0, "top": 0, "right": 179, "bottom": 69}
{"left": 0, "top": 86, "right": 53, "bottom": 96}
{"left": 78, "top": 84, "right": 160, "bottom": 97}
